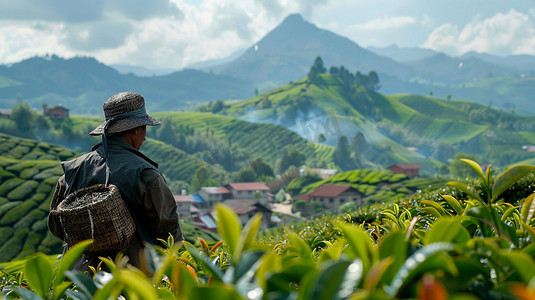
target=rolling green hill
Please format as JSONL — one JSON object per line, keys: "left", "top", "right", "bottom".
{"left": 218, "top": 73, "right": 535, "bottom": 174}
{"left": 150, "top": 112, "right": 335, "bottom": 170}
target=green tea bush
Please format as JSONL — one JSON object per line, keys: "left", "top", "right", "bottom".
{"left": 0, "top": 200, "right": 37, "bottom": 225}
{"left": 20, "top": 167, "right": 40, "bottom": 179}
{"left": 31, "top": 218, "right": 48, "bottom": 233}
{"left": 36, "top": 181, "right": 53, "bottom": 193}
{"left": 9, "top": 145, "right": 30, "bottom": 159}
{"left": 0, "top": 227, "right": 13, "bottom": 245}
{"left": 6, "top": 180, "right": 39, "bottom": 200}
{"left": 0, "top": 178, "right": 24, "bottom": 195}
{"left": 30, "top": 192, "right": 48, "bottom": 203}
{"left": 16, "top": 231, "right": 43, "bottom": 260}
{"left": 0, "top": 196, "right": 7, "bottom": 205}
{"left": 0, "top": 201, "right": 21, "bottom": 216}
{"left": 13, "top": 209, "right": 45, "bottom": 230}
{"left": 0, "top": 167, "right": 15, "bottom": 180}
{"left": 33, "top": 168, "right": 62, "bottom": 180}
{"left": 0, "top": 228, "right": 28, "bottom": 261}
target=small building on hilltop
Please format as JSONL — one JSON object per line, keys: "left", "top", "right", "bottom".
{"left": 389, "top": 163, "right": 421, "bottom": 177}
{"left": 296, "top": 184, "right": 363, "bottom": 211}
{"left": 44, "top": 105, "right": 69, "bottom": 119}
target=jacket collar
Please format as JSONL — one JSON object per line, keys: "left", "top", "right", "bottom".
{"left": 92, "top": 136, "right": 158, "bottom": 168}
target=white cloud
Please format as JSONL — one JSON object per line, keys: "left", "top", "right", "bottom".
{"left": 422, "top": 9, "right": 535, "bottom": 56}
{"left": 0, "top": 21, "right": 75, "bottom": 64}
{"left": 350, "top": 16, "right": 418, "bottom": 31}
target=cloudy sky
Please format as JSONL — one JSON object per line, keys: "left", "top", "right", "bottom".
{"left": 0, "top": 0, "right": 534, "bottom": 70}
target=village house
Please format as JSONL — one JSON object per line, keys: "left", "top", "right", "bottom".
{"left": 173, "top": 193, "right": 198, "bottom": 219}
{"left": 221, "top": 199, "right": 273, "bottom": 227}
{"left": 43, "top": 105, "right": 69, "bottom": 119}
{"left": 226, "top": 182, "right": 270, "bottom": 204}
{"left": 296, "top": 184, "right": 363, "bottom": 211}
{"left": 197, "top": 186, "right": 232, "bottom": 208}
{"left": 389, "top": 163, "right": 422, "bottom": 177}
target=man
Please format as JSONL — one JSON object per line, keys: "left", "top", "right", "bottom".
{"left": 48, "top": 92, "right": 182, "bottom": 271}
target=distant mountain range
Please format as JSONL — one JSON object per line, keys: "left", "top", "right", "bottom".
{"left": 0, "top": 13, "right": 534, "bottom": 116}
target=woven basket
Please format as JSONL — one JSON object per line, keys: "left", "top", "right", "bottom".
{"left": 50, "top": 184, "right": 136, "bottom": 253}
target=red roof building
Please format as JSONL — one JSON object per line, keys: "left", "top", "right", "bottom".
{"left": 296, "top": 184, "right": 363, "bottom": 211}
{"left": 221, "top": 199, "right": 272, "bottom": 227}
{"left": 226, "top": 182, "right": 270, "bottom": 204}
{"left": 173, "top": 194, "right": 197, "bottom": 219}
{"left": 44, "top": 105, "right": 69, "bottom": 119}
{"left": 389, "top": 164, "right": 421, "bottom": 177}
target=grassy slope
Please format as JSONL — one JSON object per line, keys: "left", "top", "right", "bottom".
{"left": 221, "top": 74, "right": 535, "bottom": 173}
{"left": 151, "top": 111, "right": 335, "bottom": 168}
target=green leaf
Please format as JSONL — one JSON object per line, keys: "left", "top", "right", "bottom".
{"left": 188, "top": 285, "right": 244, "bottom": 300}
{"left": 214, "top": 204, "right": 242, "bottom": 256}
{"left": 387, "top": 242, "right": 456, "bottom": 297}
{"left": 421, "top": 200, "right": 449, "bottom": 217}
{"left": 64, "top": 271, "right": 97, "bottom": 298}
{"left": 13, "top": 288, "right": 44, "bottom": 300}
{"left": 184, "top": 241, "right": 224, "bottom": 282}
{"left": 501, "top": 206, "right": 518, "bottom": 222}
{"left": 447, "top": 181, "right": 483, "bottom": 202}
{"left": 299, "top": 259, "right": 363, "bottom": 300}
{"left": 265, "top": 263, "right": 315, "bottom": 295}
{"left": 256, "top": 251, "right": 281, "bottom": 291}
{"left": 55, "top": 240, "right": 93, "bottom": 286}
{"left": 363, "top": 257, "right": 395, "bottom": 293}
{"left": 500, "top": 251, "right": 535, "bottom": 283}
{"left": 521, "top": 193, "right": 535, "bottom": 224}
{"left": 285, "top": 229, "right": 314, "bottom": 264}
{"left": 441, "top": 195, "right": 463, "bottom": 215}
{"left": 234, "top": 251, "right": 264, "bottom": 285}
{"left": 425, "top": 218, "right": 470, "bottom": 245}
{"left": 460, "top": 158, "right": 485, "bottom": 181}
{"left": 492, "top": 165, "right": 535, "bottom": 201}
{"left": 380, "top": 211, "right": 401, "bottom": 227}
{"left": 51, "top": 281, "right": 72, "bottom": 300}
{"left": 421, "top": 207, "right": 442, "bottom": 219}
{"left": 338, "top": 223, "right": 377, "bottom": 272}
{"left": 117, "top": 269, "right": 159, "bottom": 300}
{"left": 24, "top": 253, "right": 53, "bottom": 298}
{"left": 378, "top": 231, "right": 407, "bottom": 284}
{"left": 467, "top": 206, "right": 519, "bottom": 247}
{"left": 233, "top": 213, "right": 262, "bottom": 266}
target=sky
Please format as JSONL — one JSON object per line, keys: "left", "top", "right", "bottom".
{"left": 0, "top": 0, "right": 534, "bottom": 70}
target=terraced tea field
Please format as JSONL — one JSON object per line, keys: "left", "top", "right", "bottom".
{"left": 0, "top": 133, "right": 77, "bottom": 262}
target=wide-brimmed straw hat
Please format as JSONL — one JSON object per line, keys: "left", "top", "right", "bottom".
{"left": 89, "top": 92, "right": 161, "bottom": 136}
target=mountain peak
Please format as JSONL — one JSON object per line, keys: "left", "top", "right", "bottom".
{"left": 282, "top": 13, "right": 304, "bottom": 23}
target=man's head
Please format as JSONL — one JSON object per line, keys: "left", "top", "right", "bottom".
{"left": 89, "top": 92, "right": 161, "bottom": 137}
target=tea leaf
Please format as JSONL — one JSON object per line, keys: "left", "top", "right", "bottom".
{"left": 387, "top": 243, "right": 456, "bottom": 297}
{"left": 521, "top": 193, "right": 535, "bottom": 224}
{"left": 24, "top": 253, "right": 53, "bottom": 298}
{"left": 215, "top": 204, "right": 242, "bottom": 256}
{"left": 440, "top": 195, "right": 462, "bottom": 215}
{"left": 55, "top": 240, "right": 93, "bottom": 286}
{"left": 492, "top": 165, "right": 535, "bottom": 202}
{"left": 460, "top": 158, "right": 485, "bottom": 181}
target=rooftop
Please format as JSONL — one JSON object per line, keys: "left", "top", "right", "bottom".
{"left": 228, "top": 182, "right": 270, "bottom": 191}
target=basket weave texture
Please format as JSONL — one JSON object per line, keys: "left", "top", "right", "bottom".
{"left": 50, "top": 184, "right": 136, "bottom": 253}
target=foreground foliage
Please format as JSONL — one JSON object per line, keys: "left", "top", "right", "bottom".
{"left": 2, "top": 159, "right": 535, "bottom": 299}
